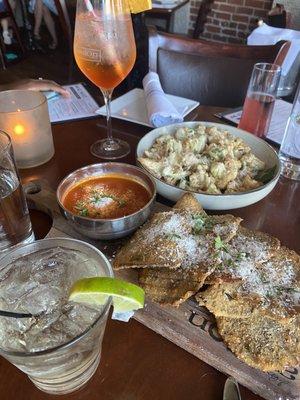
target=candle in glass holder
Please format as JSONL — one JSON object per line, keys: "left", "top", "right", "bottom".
{"left": 0, "top": 90, "right": 55, "bottom": 169}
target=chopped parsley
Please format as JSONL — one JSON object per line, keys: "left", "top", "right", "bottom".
{"left": 90, "top": 191, "right": 126, "bottom": 208}
{"left": 255, "top": 165, "right": 276, "bottom": 184}
{"left": 192, "top": 213, "right": 214, "bottom": 234}
{"left": 166, "top": 233, "right": 182, "bottom": 240}
{"left": 214, "top": 236, "right": 228, "bottom": 252}
{"left": 75, "top": 201, "right": 89, "bottom": 217}
{"left": 235, "top": 252, "right": 246, "bottom": 261}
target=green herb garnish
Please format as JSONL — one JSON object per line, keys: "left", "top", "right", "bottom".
{"left": 79, "top": 208, "right": 88, "bottom": 217}
{"left": 75, "top": 201, "right": 89, "bottom": 217}
{"left": 192, "top": 213, "right": 213, "bottom": 234}
{"left": 166, "top": 233, "right": 182, "bottom": 240}
{"left": 214, "top": 236, "right": 228, "bottom": 252}
{"left": 235, "top": 252, "right": 246, "bottom": 261}
{"left": 90, "top": 191, "right": 127, "bottom": 208}
{"left": 255, "top": 165, "right": 276, "bottom": 184}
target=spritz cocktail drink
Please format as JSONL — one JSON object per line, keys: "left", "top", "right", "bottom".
{"left": 74, "top": 14, "right": 136, "bottom": 90}
{"left": 74, "top": 1, "right": 136, "bottom": 159}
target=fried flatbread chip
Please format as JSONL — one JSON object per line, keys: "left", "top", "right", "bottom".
{"left": 114, "top": 212, "right": 188, "bottom": 270}
{"left": 173, "top": 193, "right": 205, "bottom": 214}
{"left": 139, "top": 266, "right": 212, "bottom": 307}
{"left": 206, "top": 226, "right": 281, "bottom": 284}
{"left": 114, "top": 210, "right": 242, "bottom": 270}
{"left": 196, "top": 282, "right": 297, "bottom": 323}
{"left": 199, "top": 246, "right": 300, "bottom": 322}
{"left": 216, "top": 314, "right": 300, "bottom": 372}
{"left": 196, "top": 282, "right": 258, "bottom": 319}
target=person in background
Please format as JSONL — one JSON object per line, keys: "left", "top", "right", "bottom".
{"left": 0, "top": 0, "right": 16, "bottom": 45}
{"left": 29, "top": 0, "right": 58, "bottom": 50}
{"left": 267, "top": 3, "right": 287, "bottom": 28}
{"left": 0, "top": 78, "right": 69, "bottom": 96}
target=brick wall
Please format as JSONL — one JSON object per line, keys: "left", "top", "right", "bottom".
{"left": 189, "top": 0, "right": 273, "bottom": 43}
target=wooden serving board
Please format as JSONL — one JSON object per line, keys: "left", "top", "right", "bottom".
{"left": 25, "top": 180, "right": 300, "bottom": 400}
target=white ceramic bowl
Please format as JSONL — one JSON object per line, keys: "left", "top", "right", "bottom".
{"left": 136, "top": 121, "right": 280, "bottom": 210}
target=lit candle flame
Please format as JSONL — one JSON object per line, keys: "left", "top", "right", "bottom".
{"left": 13, "top": 124, "right": 25, "bottom": 135}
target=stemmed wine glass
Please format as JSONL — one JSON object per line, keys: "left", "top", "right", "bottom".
{"left": 74, "top": 0, "right": 136, "bottom": 159}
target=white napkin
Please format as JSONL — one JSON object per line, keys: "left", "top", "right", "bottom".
{"left": 142, "top": 71, "right": 184, "bottom": 128}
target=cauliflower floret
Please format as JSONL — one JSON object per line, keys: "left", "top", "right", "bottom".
{"left": 185, "top": 128, "right": 196, "bottom": 137}
{"left": 197, "top": 155, "right": 211, "bottom": 171}
{"left": 183, "top": 135, "right": 207, "bottom": 153}
{"left": 240, "top": 153, "right": 265, "bottom": 173}
{"left": 165, "top": 137, "right": 182, "bottom": 155}
{"left": 242, "top": 175, "right": 262, "bottom": 190}
{"left": 189, "top": 168, "right": 212, "bottom": 191}
{"left": 233, "top": 137, "right": 251, "bottom": 159}
{"left": 205, "top": 143, "right": 227, "bottom": 161}
{"left": 195, "top": 125, "right": 206, "bottom": 135}
{"left": 207, "top": 127, "right": 229, "bottom": 144}
{"left": 225, "top": 179, "right": 243, "bottom": 193}
{"left": 167, "top": 152, "right": 181, "bottom": 167}
{"left": 174, "top": 127, "right": 187, "bottom": 140}
{"left": 225, "top": 175, "right": 262, "bottom": 193}
{"left": 181, "top": 152, "right": 200, "bottom": 168}
{"left": 210, "top": 161, "right": 227, "bottom": 180}
{"left": 210, "top": 159, "right": 241, "bottom": 190}
{"left": 162, "top": 165, "right": 187, "bottom": 185}
{"left": 178, "top": 178, "right": 189, "bottom": 190}
{"left": 206, "top": 182, "right": 222, "bottom": 194}
{"left": 138, "top": 158, "right": 163, "bottom": 178}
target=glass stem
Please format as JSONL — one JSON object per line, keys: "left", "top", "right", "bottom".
{"left": 102, "top": 88, "right": 114, "bottom": 145}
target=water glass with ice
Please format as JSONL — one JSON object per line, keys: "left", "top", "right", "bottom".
{"left": 0, "top": 238, "right": 113, "bottom": 395}
{"left": 279, "top": 81, "right": 300, "bottom": 180}
{"left": 0, "top": 130, "right": 34, "bottom": 252}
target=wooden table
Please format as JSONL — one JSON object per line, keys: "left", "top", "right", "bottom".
{"left": 146, "top": 0, "right": 190, "bottom": 32}
{"left": 1, "top": 106, "right": 299, "bottom": 400}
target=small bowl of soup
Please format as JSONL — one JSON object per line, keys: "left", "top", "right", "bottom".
{"left": 57, "top": 163, "right": 156, "bottom": 239}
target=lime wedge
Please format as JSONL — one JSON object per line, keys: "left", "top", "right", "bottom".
{"left": 69, "top": 277, "right": 145, "bottom": 313}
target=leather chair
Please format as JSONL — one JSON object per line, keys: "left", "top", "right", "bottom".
{"left": 148, "top": 26, "right": 290, "bottom": 107}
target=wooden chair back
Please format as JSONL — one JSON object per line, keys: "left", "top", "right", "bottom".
{"left": 149, "top": 26, "right": 291, "bottom": 107}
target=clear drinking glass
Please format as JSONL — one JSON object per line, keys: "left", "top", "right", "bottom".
{"left": 238, "top": 63, "right": 281, "bottom": 138}
{"left": 74, "top": 0, "right": 136, "bottom": 159}
{"left": 0, "top": 90, "right": 55, "bottom": 169}
{"left": 0, "top": 130, "right": 34, "bottom": 253}
{"left": 279, "top": 81, "right": 300, "bottom": 180}
{"left": 0, "top": 238, "right": 113, "bottom": 395}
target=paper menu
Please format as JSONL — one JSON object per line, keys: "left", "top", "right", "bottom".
{"left": 47, "top": 83, "right": 100, "bottom": 123}
{"left": 217, "top": 99, "right": 293, "bottom": 145}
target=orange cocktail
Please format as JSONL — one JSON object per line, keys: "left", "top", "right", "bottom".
{"left": 74, "top": 1, "right": 136, "bottom": 159}
{"left": 74, "top": 14, "right": 136, "bottom": 91}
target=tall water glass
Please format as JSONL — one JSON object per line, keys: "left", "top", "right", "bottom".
{"left": 0, "top": 131, "right": 34, "bottom": 252}
{"left": 238, "top": 63, "right": 281, "bottom": 138}
{"left": 0, "top": 238, "right": 113, "bottom": 395}
{"left": 279, "top": 82, "right": 300, "bottom": 180}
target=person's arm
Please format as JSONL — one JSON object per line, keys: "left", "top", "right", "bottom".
{"left": 0, "top": 79, "right": 70, "bottom": 97}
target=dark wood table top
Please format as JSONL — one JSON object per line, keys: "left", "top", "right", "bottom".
{"left": 1, "top": 105, "right": 299, "bottom": 400}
